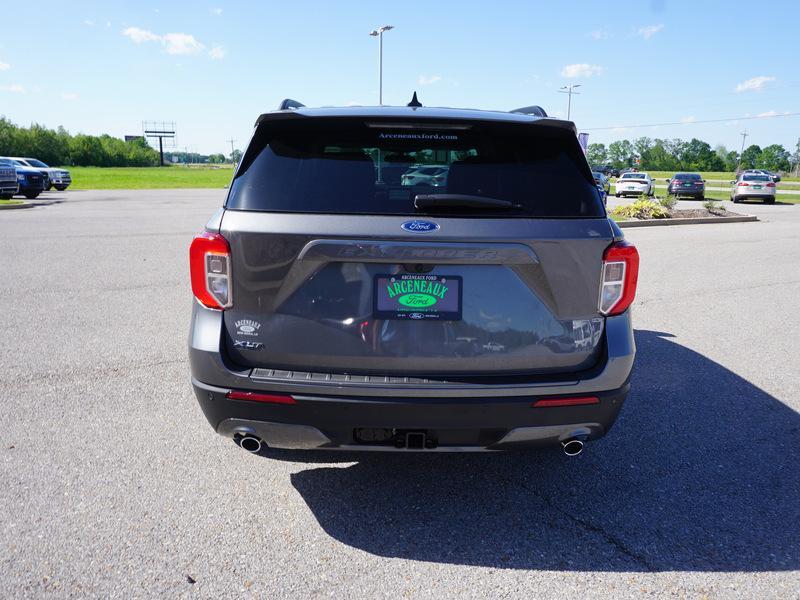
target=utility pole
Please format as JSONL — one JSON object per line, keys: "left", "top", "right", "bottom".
{"left": 369, "top": 25, "right": 394, "bottom": 105}
{"left": 226, "top": 138, "right": 236, "bottom": 167}
{"left": 736, "top": 130, "right": 748, "bottom": 173}
{"left": 558, "top": 84, "right": 581, "bottom": 120}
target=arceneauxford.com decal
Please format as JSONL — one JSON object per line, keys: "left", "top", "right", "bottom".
{"left": 378, "top": 132, "right": 459, "bottom": 141}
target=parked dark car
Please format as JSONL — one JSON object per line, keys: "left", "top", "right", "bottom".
{"left": 666, "top": 172, "right": 705, "bottom": 199}
{"left": 0, "top": 157, "right": 46, "bottom": 199}
{"left": 188, "top": 99, "right": 639, "bottom": 456}
{"left": 10, "top": 157, "right": 72, "bottom": 191}
{"left": 592, "top": 165, "right": 619, "bottom": 178}
{"left": 592, "top": 171, "right": 611, "bottom": 194}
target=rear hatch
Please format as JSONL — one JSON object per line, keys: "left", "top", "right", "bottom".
{"left": 218, "top": 112, "right": 612, "bottom": 377}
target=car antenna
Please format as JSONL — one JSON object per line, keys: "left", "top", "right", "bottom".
{"left": 407, "top": 92, "right": 422, "bottom": 108}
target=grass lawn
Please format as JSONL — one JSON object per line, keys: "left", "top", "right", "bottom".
{"left": 631, "top": 171, "right": 800, "bottom": 185}
{"left": 0, "top": 199, "right": 25, "bottom": 205}
{"left": 66, "top": 165, "right": 234, "bottom": 190}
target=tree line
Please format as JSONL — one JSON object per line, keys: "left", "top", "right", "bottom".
{"left": 587, "top": 136, "right": 800, "bottom": 173}
{"left": 0, "top": 117, "right": 160, "bottom": 167}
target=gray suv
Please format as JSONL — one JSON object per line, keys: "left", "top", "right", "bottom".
{"left": 189, "top": 100, "right": 639, "bottom": 456}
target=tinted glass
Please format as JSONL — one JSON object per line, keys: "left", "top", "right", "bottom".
{"left": 227, "top": 118, "right": 603, "bottom": 218}
{"left": 743, "top": 175, "right": 770, "bottom": 182}
{"left": 620, "top": 173, "right": 645, "bottom": 179}
{"left": 673, "top": 173, "right": 701, "bottom": 180}
{"left": 25, "top": 159, "right": 48, "bottom": 168}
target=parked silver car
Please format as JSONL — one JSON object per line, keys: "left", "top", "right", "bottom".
{"left": 731, "top": 173, "right": 776, "bottom": 204}
{"left": 9, "top": 157, "right": 72, "bottom": 191}
{"left": 400, "top": 165, "right": 448, "bottom": 187}
{"left": 615, "top": 172, "right": 655, "bottom": 197}
{"left": 188, "top": 98, "right": 640, "bottom": 456}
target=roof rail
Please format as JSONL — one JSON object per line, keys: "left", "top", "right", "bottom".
{"left": 510, "top": 105, "right": 548, "bottom": 117}
{"left": 277, "top": 98, "right": 305, "bottom": 111}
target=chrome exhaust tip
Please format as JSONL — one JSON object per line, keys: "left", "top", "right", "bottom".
{"left": 561, "top": 439, "right": 584, "bottom": 457}
{"left": 239, "top": 435, "right": 263, "bottom": 454}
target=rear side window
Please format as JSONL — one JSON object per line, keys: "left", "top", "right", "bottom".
{"left": 227, "top": 118, "right": 603, "bottom": 217}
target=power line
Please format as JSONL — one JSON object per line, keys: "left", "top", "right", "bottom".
{"left": 583, "top": 111, "right": 800, "bottom": 131}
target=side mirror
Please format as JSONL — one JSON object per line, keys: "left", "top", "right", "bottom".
{"left": 702, "top": 179, "right": 707, "bottom": 182}
{"left": 666, "top": 179, "right": 671, "bottom": 182}
{"left": 730, "top": 180, "right": 736, "bottom": 184}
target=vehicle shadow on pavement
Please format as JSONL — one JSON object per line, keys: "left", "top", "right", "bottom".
{"left": 283, "top": 329, "right": 800, "bottom": 571}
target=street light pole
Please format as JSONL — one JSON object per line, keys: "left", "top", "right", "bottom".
{"left": 558, "top": 84, "right": 582, "bottom": 120}
{"left": 369, "top": 25, "right": 394, "bottom": 105}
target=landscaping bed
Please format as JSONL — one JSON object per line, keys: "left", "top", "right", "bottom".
{"left": 610, "top": 197, "right": 757, "bottom": 227}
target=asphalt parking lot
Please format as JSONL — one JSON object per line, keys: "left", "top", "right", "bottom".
{"left": 1, "top": 190, "right": 799, "bottom": 598}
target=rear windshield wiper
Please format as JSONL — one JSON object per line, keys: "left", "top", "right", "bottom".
{"left": 414, "top": 194, "right": 520, "bottom": 210}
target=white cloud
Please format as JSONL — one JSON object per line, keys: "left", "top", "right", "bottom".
{"left": 418, "top": 74, "right": 442, "bottom": 85}
{"left": 83, "top": 19, "right": 95, "bottom": 26}
{"left": 636, "top": 24, "right": 664, "bottom": 39}
{"left": 757, "top": 110, "right": 778, "bottom": 117}
{"left": 680, "top": 116, "right": 696, "bottom": 123}
{"left": 560, "top": 63, "right": 605, "bottom": 78}
{"left": 0, "top": 83, "right": 25, "bottom": 93}
{"left": 123, "top": 27, "right": 208, "bottom": 56}
{"left": 61, "top": 92, "right": 79, "bottom": 101}
{"left": 736, "top": 76, "right": 775, "bottom": 92}
{"left": 208, "top": 45, "right": 226, "bottom": 60}
{"left": 211, "top": 7, "right": 223, "bottom": 15}
{"left": 162, "top": 32, "right": 205, "bottom": 55}
{"left": 0, "top": 60, "right": 10, "bottom": 71}
{"left": 122, "top": 26, "right": 160, "bottom": 43}
{"left": 588, "top": 29, "right": 609, "bottom": 40}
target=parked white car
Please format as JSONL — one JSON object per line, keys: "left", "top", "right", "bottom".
{"left": 614, "top": 172, "right": 655, "bottom": 198}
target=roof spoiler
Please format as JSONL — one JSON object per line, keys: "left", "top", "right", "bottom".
{"left": 277, "top": 98, "right": 305, "bottom": 111}
{"left": 510, "top": 105, "right": 548, "bottom": 117}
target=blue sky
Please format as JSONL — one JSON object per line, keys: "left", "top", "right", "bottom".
{"left": 1, "top": 0, "right": 798, "bottom": 155}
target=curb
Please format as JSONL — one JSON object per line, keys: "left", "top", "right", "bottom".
{"left": 0, "top": 201, "right": 33, "bottom": 210}
{"left": 617, "top": 214, "right": 758, "bottom": 228}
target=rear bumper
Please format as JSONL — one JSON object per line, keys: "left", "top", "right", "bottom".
{"left": 733, "top": 191, "right": 775, "bottom": 200}
{"left": 193, "top": 378, "right": 628, "bottom": 451}
{"left": 188, "top": 303, "right": 636, "bottom": 451}
{"left": 0, "top": 181, "right": 18, "bottom": 194}
{"left": 616, "top": 187, "right": 649, "bottom": 196}
{"left": 670, "top": 187, "right": 704, "bottom": 196}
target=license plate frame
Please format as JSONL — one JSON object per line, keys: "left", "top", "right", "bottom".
{"left": 373, "top": 274, "right": 462, "bottom": 321}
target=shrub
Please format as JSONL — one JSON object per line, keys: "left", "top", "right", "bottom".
{"left": 703, "top": 199, "right": 726, "bottom": 213}
{"left": 658, "top": 195, "right": 677, "bottom": 210}
{"left": 611, "top": 198, "right": 670, "bottom": 220}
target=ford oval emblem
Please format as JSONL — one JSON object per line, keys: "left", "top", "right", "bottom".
{"left": 401, "top": 220, "right": 439, "bottom": 233}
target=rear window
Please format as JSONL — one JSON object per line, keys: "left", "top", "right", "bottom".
{"left": 620, "top": 173, "right": 646, "bottom": 179}
{"left": 673, "top": 173, "right": 701, "bottom": 180}
{"left": 743, "top": 175, "right": 770, "bottom": 182}
{"left": 227, "top": 118, "right": 603, "bottom": 217}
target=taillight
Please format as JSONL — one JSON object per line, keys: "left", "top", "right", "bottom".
{"left": 766, "top": 182, "right": 776, "bottom": 187}
{"left": 190, "top": 231, "right": 232, "bottom": 309}
{"left": 738, "top": 182, "right": 749, "bottom": 187}
{"left": 599, "top": 241, "right": 639, "bottom": 316}
{"left": 532, "top": 396, "right": 600, "bottom": 408}
{"left": 226, "top": 391, "right": 296, "bottom": 404}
